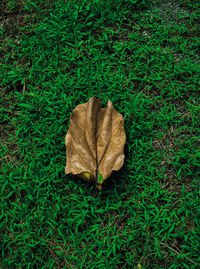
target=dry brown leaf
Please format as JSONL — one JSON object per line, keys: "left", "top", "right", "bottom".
{"left": 65, "top": 96, "right": 126, "bottom": 190}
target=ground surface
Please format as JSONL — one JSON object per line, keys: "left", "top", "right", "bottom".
{"left": 0, "top": 0, "right": 200, "bottom": 268}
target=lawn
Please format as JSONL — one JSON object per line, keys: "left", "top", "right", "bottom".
{"left": 0, "top": 0, "right": 200, "bottom": 268}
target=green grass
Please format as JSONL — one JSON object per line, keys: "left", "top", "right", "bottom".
{"left": 0, "top": 0, "right": 200, "bottom": 268}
